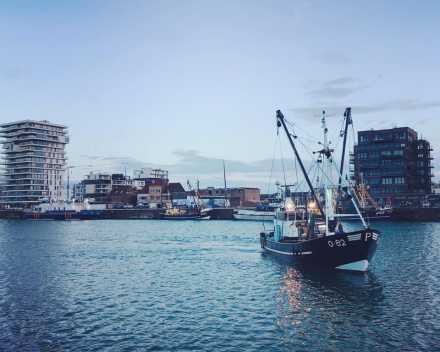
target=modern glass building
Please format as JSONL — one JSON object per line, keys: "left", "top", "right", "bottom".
{"left": 0, "top": 120, "right": 69, "bottom": 207}
{"left": 351, "top": 127, "right": 434, "bottom": 206}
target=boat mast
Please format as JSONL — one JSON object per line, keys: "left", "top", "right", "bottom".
{"left": 321, "top": 112, "right": 335, "bottom": 235}
{"left": 223, "top": 159, "right": 227, "bottom": 207}
{"left": 276, "top": 110, "right": 325, "bottom": 218}
{"left": 338, "top": 107, "right": 352, "bottom": 196}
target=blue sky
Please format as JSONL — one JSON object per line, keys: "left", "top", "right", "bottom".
{"left": 1, "top": 0, "right": 439, "bottom": 193}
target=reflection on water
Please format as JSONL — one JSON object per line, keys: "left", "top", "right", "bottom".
{"left": 269, "top": 260, "right": 387, "bottom": 351}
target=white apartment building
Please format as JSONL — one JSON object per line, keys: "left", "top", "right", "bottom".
{"left": 0, "top": 120, "right": 69, "bottom": 206}
{"left": 133, "top": 168, "right": 168, "bottom": 180}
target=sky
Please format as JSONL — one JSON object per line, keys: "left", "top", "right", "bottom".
{"left": 1, "top": 0, "right": 439, "bottom": 194}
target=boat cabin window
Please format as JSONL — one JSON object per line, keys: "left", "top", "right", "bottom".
{"left": 276, "top": 212, "right": 283, "bottom": 221}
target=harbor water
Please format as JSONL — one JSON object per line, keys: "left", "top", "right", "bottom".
{"left": 0, "top": 220, "right": 439, "bottom": 351}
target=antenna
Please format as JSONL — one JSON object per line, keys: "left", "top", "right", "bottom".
{"left": 313, "top": 109, "right": 336, "bottom": 118}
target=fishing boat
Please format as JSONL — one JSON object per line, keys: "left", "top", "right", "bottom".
{"left": 159, "top": 180, "right": 212, "bottom": 220}
{"left": 338, "top": 178, "right": 393, "bottom": 221}
{"left": 259, "top": 109, "right": 381, "bottom": 273}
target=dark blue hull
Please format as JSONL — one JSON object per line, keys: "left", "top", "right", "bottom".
{"left": 260, "top": 229, "right": 380, "bottom": 272}
{"left": 80, "top": 210, "right": 102, "bottom": 220}
{"left": 26, "top": 211, "right": 82, "bottom": 221}
{"left": 159, "top": 211, "right": 211, "bottom": 220}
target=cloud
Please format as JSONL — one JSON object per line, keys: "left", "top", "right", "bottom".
{"left": 306, "top": 86, "right": 368, "bottom": 99}
{"left": 288, "top": 98, "right": 440, "bottom": 121}
{"left": 302, "top": 76, "right": 367, "bottom": 100}
{"left": 321, "top": 77, "right": 360, "bottom": 88}
{"left": 313, "top": 51, "right": 353, "bottom": 65}
{"left": 162, "top": 149, "right": 301, "bottom": 176}
{"left": 78, "top": 155, "right": 100, "bottom": 160}
{"left": 354, "top": 99, "right": 440, "bottom": 114}
{"left": 160, "top": 149, "right": 322, "bottom": 193}
{"left": 99, "top": 156, "right": 140, "bottom": 163}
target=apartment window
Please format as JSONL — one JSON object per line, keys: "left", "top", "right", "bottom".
{"left": 396, "top": 132, "right": 406, "bottom": 139}
{"left": 370, "top": 178, "right": 380, "bottom": 185}
{"left": 369, "top": 152, "right": 379, "bottom": 158}
{"left": 394, "top": 150, "right": 403, "bottom": 156}
{"left": 417, "top": 170, "right": 425, "bottom": 176}
{"left": 382, "top": 178, "right": 393, "bottom": 185}
{"left": 360, "top": 135, "right": 370, "bottom": 143}
{"left": 382, "top": 160, "right": 392, "bottom": 167}
{"left": 359, "top": 152, "right": 368, "bottom": 159}
{"left": 381, "top": 151, "right": 392, "bottom": 157}
{"left": 370, "top": 169, "right": 380, "bottom": 176}
{"left": 370, "top": 187, "right": 381, "bottom": 194}
{"left": 360, "top": 161, "right": 379, "bottom": 167}
{"left": 395, "top": 186, "right": 405, "bottom": 193}
{"left": 417, "top": 161, "right": 424, "bottom": 167}
{"left": 382, "top": 187, "right": 393, "bottom": 194}
{"left": 394, "top": 159, "right": 404, "bottom": 166}
{"left": 395, "top": 177, "right": 405, "bottom": 184}
{"left": 418, "top": 144, "right": 424, "bottom": 150}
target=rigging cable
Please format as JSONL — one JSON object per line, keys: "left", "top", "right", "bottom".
{"left": 261, "top": 133, "right": 280, "bottom": 233}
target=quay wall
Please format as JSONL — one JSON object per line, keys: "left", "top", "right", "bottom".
{"left": 0, "top": 208, "right": 235, "bottom": 220}
{"left": 2, "top": 207, "right": 440, "bottom": 221}
{"left": 100, "top": 208, "right": 235, "bottom": 220}
{"left": 0, "top": 211, "right": 24, "bottom": 219}
{"left": 390, "top": 207, "right": 440, "bottom": 221}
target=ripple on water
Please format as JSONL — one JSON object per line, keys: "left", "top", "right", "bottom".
{"left": 0, "top": 220, "right": 439, "bottom": 351}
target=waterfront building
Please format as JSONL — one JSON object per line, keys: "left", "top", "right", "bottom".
{"left": 82, "top": 172, "right": 112, "bottom": 204}
{"left": 111, "top": 173, "right": 130, "bottom": 188}
{"left": 199, "top": 187, "right": 260, "bottom": 207}
{"left": 352, "top": 127, "right": 434, "bottom": 206}
{"left": 148, "top": 179, "right": 168, "bottom": 208}
{"left": 107, "top": 186, "right": 137, "bottom": 207}
{"left": 137, "top": 184, "right": 150, "bottom": 205}
{"left": 72, "top": 183, "right": 85, "bottom": 202}
{"left": 133, "top": 168, "right": 168, "bottom": 182}
{"left": 0, "top": 120, "right": 69, "bottom": 207}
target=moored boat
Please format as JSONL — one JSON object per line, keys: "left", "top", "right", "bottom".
{"left": 233, "top": 204, "right": 280, "bottom": 221}
{"left": 25, "top": 198, "right": 82, "bottom": 221}
{"left": 159, "top": 206, "right": 212, "bottom": 220}
{"left": 259, "top": 109, "right": 382, "bottom": 273}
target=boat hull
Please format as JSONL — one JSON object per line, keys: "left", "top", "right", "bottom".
{"left": 80, "top": 210, "right": 102, "bottom": 220}
{"left": 260, "top": 229, "right": 381, "bottom": 272}
{"left": 233, "top": 211, "right": 275, "bottom": 221}
{"left": 26, "top": 211, "right": 82, "bottom": 221}
{"left": 159, "top": 211, "right": 211, "bottom": 220}
{"left": 337, "top": 209, "right": 392, "bottom": 221}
